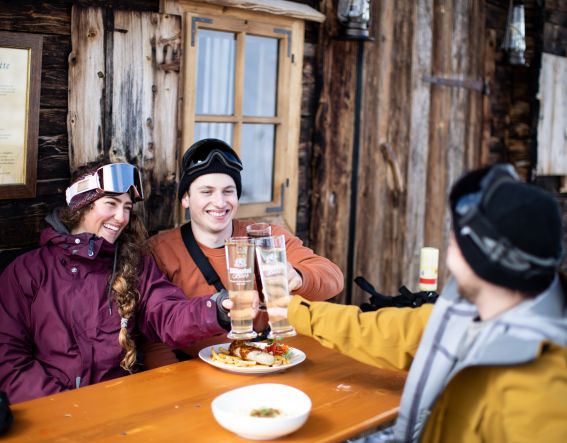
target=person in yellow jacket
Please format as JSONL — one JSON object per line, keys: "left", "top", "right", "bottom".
{"left": 287, "top": 164, "right": 567, "bottom": 442}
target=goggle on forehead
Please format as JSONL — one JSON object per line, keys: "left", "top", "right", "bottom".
{"left": 65, "top": 163, "right": 144, "bottom": 205}
{"left": 184, "top": 147, "right": 243, "bottom": 174}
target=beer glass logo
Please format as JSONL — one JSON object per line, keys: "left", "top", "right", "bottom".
{"left": 229, "top": 256, "right": 252, "bottom": 281}
{"left": 235, "top": 257, "right": 247, "bottom": 268}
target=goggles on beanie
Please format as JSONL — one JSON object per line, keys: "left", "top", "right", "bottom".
{"left": 182, "top": 140, "right": 242, "bottom": 175}
{"left": 65, "top": 163, "right": 145, "bottom": 205}
{"left": 451, "top": 164, "right": 561, "bottom": 277}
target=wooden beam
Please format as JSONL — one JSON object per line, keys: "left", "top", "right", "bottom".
{"left": 68, "top": 6, "right": 105, "bottom": 169}
{"left": 162, "top": 0, "right": 325, "bottom": 23}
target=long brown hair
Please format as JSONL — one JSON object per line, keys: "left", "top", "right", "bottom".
{"left": 60, "top": 161, "right": 148, "bottom": 372}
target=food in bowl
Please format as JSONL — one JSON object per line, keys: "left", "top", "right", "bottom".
{"left": 211, "top": 383, "right": 311, "bottom": 440}
{"left": 250, "top": 407, "right": 281, "bottom": 418}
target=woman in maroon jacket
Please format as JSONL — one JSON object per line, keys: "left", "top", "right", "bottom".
{"left": 0, "top": 161, "right": 235, "bottom": 403}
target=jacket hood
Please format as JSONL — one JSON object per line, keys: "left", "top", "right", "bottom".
{"left": 471, "top": 274, "right": 567, "bottom": 366}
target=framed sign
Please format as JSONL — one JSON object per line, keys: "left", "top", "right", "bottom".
{"left": 0, "top": 31, "right": 42, "bottom": 199}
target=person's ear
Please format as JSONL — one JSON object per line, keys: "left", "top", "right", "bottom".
{"left": 181, "top": 192, "right": 190, "bottom": 209}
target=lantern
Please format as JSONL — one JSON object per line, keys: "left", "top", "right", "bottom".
{"left": 337, "top": 0, "right": 371, "bottom": 39}
{"left": 501, "top": 0, "right": 526, "bottom": 65}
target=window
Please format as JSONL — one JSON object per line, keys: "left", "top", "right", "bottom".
{"left": 191, "top": 24, "right": 285, "bottom": 208}
{"left": 163, "top": 0, "right": 324, "bottom": 230}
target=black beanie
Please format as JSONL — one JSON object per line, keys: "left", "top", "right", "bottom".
{"left": 177, "top": 139, "right": 242, "bottom": 200}
{"left": 450, "top": 164, "right": 563, "bottom": 294}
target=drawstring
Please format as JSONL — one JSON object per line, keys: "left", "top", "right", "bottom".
{"left": 107, "top": 241, "right": 119, "bottom": 315}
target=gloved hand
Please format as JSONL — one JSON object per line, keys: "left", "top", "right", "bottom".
{"left": 355, "top": 276, "right": 438, "bottom": 312}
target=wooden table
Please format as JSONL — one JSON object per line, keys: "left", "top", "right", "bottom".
{"left": 4, "top": 336, "right": 405, "bottom": 442}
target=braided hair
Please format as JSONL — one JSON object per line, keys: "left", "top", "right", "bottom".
{"left": 60, "top": 160, "right": 148, "bottom": 372}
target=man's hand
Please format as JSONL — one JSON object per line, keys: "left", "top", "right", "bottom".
{"left": 287, "top": 262, "right": 303, "bottom": 292}
{"left": 221, "top": 290, "right": 261, "bottom": 318}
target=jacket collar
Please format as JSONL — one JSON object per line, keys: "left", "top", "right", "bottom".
{"left": 42, "top": 209, "right": 117, "bottom": 260}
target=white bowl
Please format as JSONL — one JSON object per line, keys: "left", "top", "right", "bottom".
{"left": 211, "top": 383, "right": 312, "bottom": 440}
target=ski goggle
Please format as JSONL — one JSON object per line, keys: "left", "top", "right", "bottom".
{"left": 65, "top": 163, "right": 144, "bottom": 205}
{"left": 182, "top": 140, "right": 242, "bottom": 175}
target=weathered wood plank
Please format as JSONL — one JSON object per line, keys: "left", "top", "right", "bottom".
{"left": 0, "top": 194, "right": 64, "bottom": 249}
{"left": 481, "top": 30, "right": 497, "bottom": 165}
{"left": 68, "top": 6, "right": 106, "bottom": 168}
{"left": 309, "top": 0, "right": 356, "bottom": 303}
{"left": 39, "top": 108, "right": 68, "bottom": 136}
{"left": 403, "top": 0, "right": 433, "bottom": 292}
{"left": 537, "top": 52, "right": 567, "bottom": 175}
{"left": 40, "top": 35, "right": 71, "bottom": 109}
{"left": 0, "top": 0, "right": 71, "bottom": 35}
{"left": 353, "top": 0, "right": 406, "bottom": 303}
{"left": 111, "top": 11, "right": 181, "bottom": 231}
{"left": 423, "top": 0, "right": 454, "bottom": 277}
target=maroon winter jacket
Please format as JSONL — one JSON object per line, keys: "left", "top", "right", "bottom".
{"left": 0, "top": 215, "right": 225, "bottom": 403}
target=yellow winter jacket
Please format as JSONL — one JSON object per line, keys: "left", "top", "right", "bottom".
{"left": 288, "top": 296, "right": 567, "bottom": 442}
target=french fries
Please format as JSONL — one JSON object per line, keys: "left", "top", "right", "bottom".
{"left": 210, "top": 345, "right": 291, "bottom": 367}
{"left": 211, "top": 348, "right": 256, "bottom": 367}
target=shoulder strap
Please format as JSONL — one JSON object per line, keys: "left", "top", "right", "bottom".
{"left": 180, "top": 223, "right": 224, "bottom": 292}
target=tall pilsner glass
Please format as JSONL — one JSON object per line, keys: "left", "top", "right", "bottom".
{"left": 225, "top": 237, "right": 257, "bottom": 340}
{"left": 246, "top": 223, "right": 271, "bottom": 311}
{"left": 255, "top": 235, "right": 297, "bottom": 339}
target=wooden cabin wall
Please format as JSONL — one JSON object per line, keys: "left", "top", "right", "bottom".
{"left": 292, "top": 1, "right": 320, "bottom": 242}
{"left": 0, "top": 0, "right": 320, "bottom": 272}
{"left": 537, "top": 0, "right": 567, "bottom": 270}
{"left": 486, "top": 0, "right": 567, "bottom": 270}
{"left": 311, "top": 0, "right": 485, "bottom": 304}
{"left": 0, "top": 1, "right": 72, "bottom": 269}
{"left": 0, "top": 0, "right": 160, "bottom": 271}
{"left": 484, "top": 0, "right": 543, "bottom": 180}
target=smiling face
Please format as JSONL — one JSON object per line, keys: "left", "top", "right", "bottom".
{"left": 72, "top": 193, "right": 133, "bottom": 244}
{"left": 182, "top": 173, "right": 238, "bottom": 244}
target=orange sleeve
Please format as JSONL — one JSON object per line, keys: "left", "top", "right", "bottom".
{"left": 271, "top": 224, "right": 344, "bottom": 301}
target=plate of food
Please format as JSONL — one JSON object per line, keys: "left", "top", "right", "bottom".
{"left": 199, "top": 340, "right": 306, "bottom": 374}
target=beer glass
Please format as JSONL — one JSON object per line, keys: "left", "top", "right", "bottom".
{"left": 225, "top": 237, "right": 257, "bottom": 340}
{"left": 255, "top": 235, "right": 297, "bottom": 339}
{"left": 246, "top": 222, "right": 272, "bottom": 239}
{"left": 246, "top": 223, "right": 271, "bottom": 311}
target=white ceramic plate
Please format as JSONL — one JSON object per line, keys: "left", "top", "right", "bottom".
{"left": 198, "top": 342, "right": 306, "bottom": 374}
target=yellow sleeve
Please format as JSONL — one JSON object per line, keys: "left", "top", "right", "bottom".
{"left": 288, "top": 295, "right": 432, "bottom": 371}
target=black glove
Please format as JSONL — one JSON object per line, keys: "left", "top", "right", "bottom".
{"left": 210, "top": 289, "right": 231, "bottom": 330}
{"left": 355, "top": 276, "right": 438, "bottom": 312}
{"left": 0, "top": 391, "right": 13, "bottom": 436}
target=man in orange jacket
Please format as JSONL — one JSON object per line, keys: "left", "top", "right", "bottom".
{"left": 142, "top": 138, "right": 344, "bottom": 367}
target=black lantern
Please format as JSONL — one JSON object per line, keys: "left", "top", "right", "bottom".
{"left": 337, "top": 0, "right": 371, "bottom": 39}
{"left": 501, "top": 0, "right": 526, "bottom": 65}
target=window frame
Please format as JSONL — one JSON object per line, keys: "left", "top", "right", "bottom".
{"left": 174, "top": 1, "right": 307, "bottom": 231}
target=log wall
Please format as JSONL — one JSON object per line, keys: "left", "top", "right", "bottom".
{"left": 0, "top": 0, "right": 160, "bottom": 270}
{"left": 311, "top": 0, "right": 485, "bottom": 304}
{"left": 0, "top": 0, "right": 320, "bottom": 271}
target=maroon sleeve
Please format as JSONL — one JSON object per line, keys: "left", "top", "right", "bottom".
{"left": 136, "top": 256, "right": 225, "bottom": 348}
